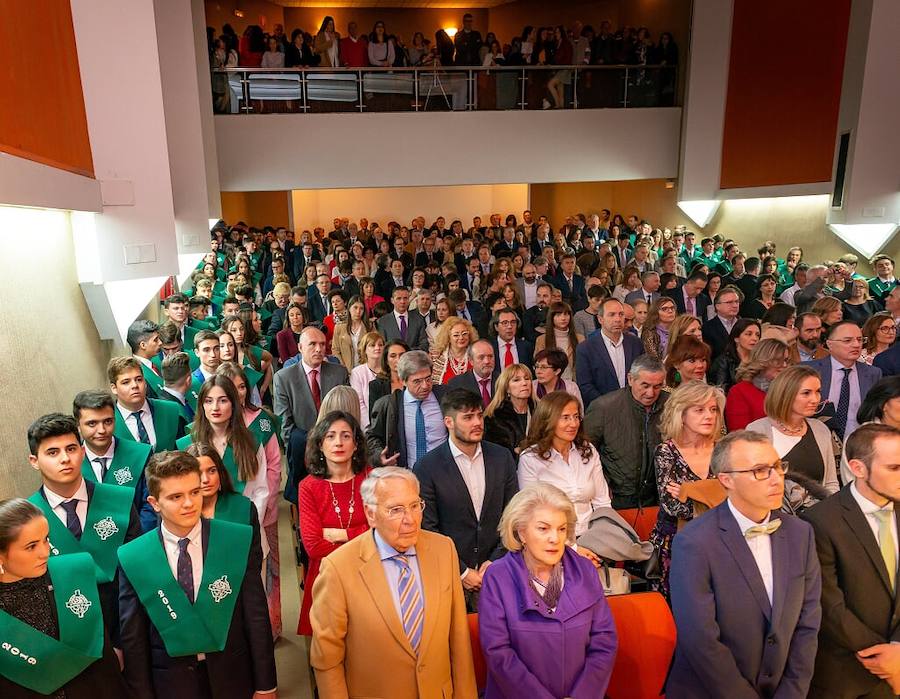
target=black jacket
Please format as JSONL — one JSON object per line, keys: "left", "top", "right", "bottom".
{"left": 413, "top": 440, "right": 518, "bottom": 574}
{"left": 708, "top": 351, "right": 740, "bottom": 395}
{"left": 484, "top": 397, "right": 533, "bottom": 457}
{"left": 366, "top": 386, "right": 447, "bottom": 469}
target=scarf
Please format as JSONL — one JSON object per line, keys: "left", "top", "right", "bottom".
{"left": 528, "top": 561, "right": 564, "bottom": 610}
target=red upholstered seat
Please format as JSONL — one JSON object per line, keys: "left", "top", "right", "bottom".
{"left": 616, "top": 506, "right": 660, "bottom": 541}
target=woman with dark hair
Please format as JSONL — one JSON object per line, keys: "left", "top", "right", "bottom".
{"left": 297, "top": 411, "right": 371, "bottom": 635}
{"left": 532, "top": 347, "right": 583, "bottom": 408}
{"left": 742, "top": 274, "right": 779, "bottom": 319}
{"left": 664, "top": 335, "right": 711, "bottom": 389}
{"left": 315, "top": 16, "right": 340, "bottom": 67}
{"left": 188, "top": 442, "right": 259, "bottom": 529}
{"left": 367, "top": 340, "right": 409, "bottom": 419}
{"left": 860, "top": 312, "right": 896, "bottom": 365}
{"left": 534, "top": 302, "right": 584, "bottom": 380}
{"left": 261, "top": 36, "right": 284, "bottom": 68}
{"left": 0, "top": 499, "right": 130, "bottom": 698}
{"left": 332, "top": 295, "right": 372, "bottom": 371}
{"left": 703, "top": 273, "right": 723, "bottom": 320}
{"left": 239, "top": 25, "right": 265, "bottom": 67}
{"left": 708, "top": 319, "right": 761, "bottom": 394}
{"left": 286, "top": 28, "right": 316, "bottom": 67}
{"left": 368, "top": 21, "right": 395, "bottom": 66}
{"left": 761, "top": 302, "right": 796, "bottom": 330}
{"left": 275, "top": 302, "right": 304, "bottom": 363}
{"left": 484, "top": 364, "right": 535, "bottom": 457}
{"left": 839, "top": 375, "right": 900, "bottom": 483}
{"left": 641, "top": 296, "right": 678, "bottom": 360}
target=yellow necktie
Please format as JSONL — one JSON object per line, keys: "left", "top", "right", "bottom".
{"left": 873, "top": 509, "right": 897, "bottom": 592}
{"left": 744, "top": 519, "right": 782, "bottom": 539}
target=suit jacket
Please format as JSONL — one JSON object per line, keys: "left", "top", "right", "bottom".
{"left": 366, "top": 386, "right": 447, "bottom": 469}
{"left": 307, "top": 291, "right": 328, "bottom": 324}
{"left": 624, "top": 288, "right": 661, "bottom": 307}
{"left": 873, "top": 342, "right": 900, "bottom": 377}
{"left": 113, "top": 398, "right": 185, "bottom": 452}
{"left": 802, "top": 358, "right": 882, "bottom": 400}
{"left": 309, "top": 529, "right": 477, "bottom": 699}
{"left": 554, "top": 271, "right": 588, "bottom": 311}
{"left": 447, "top": 370, "right": 495, "bottom": 400}
{"left": 490, "top": 337, "right": 534, "bottom": 377}
{"left": 273, "top": 360, "right": 350, "bottom": 441}
{"left": 377, "top": 274, "right": 409, "bottom": 301}
{"left": 667, "top": 503, "right": 822, "bottom": 699}
{"left": 414, "top": 250, "right": 445, "bottom": 267}
{"left": 118, "top": 519, "right": 276, "bottom": 699}
{"left": 376, "top": 312, "right": 429, "bottom": 351}
{"left": 575, "top": 331, "right": 645, "bottom": 406}
{"left": 414, "top": 440, "right": 519, "bottom": 574}
{"left": 665, "top": 287, "right": 711, "bottom": 318}
{"left": 702, "top": 316, "right": 733, "bottom": 358}
{"left": 290, "top": 250, "right": 321, "bottom": 283}
{"left": 802, "top": 487, "right": 900, "bottom": 697}
{"left": 457, "top": 301, "right": 484, "bottom": 331}
{"left": 523, "top": 304, "right": 549, "bottom": 343}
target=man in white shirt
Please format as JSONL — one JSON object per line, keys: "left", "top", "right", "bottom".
{"left": 516, "top": 263, "right": 540, "bottom": 309}
{"left": 576, "top": 298, "right": 645, "bottom": 405}
{"left": 779, "top": 263, "right": 809, "bottom": 306}
{"left": 413, "top": 389, "right": 518, "bottom": 611}
{"left": 803, "top": 423, "right": 900, "bottom": 696}
{"left": 667, "top": 430, "right": 822, "bottom": 698}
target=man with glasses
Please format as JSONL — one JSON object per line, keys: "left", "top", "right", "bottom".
{"left": 803, "top": 423, "right": 900, "bottom": 696}
{"left": 702, "top": 286, "right": 743, "bottom": 357}
{"left": 310, "top": 467, "right": 477, "bottom": 698}
{"left": 804, "top": 321, "right": 883, "bottom": 440}
{"left": 667, "top": 430, "right": 822, "bottom": 699}
{"left": 367, "top": 351, "right": 448, "bottom": 470}
{"left": 489, "top": 309, "right": 534, "bottom": 375}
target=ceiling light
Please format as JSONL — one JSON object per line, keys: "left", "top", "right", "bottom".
{"left": 828, "top": 223, "right": 898, "bottom": 259}
{"left": 677, "top": 200, "right": 720, "bottom": 228}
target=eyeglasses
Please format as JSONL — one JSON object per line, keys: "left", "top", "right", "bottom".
{"left": 534, "top": 363, "right": 553, "bottom": 370}
{"left": 559, "top": 413, "right": 582, "bottom": 423}
{"left": 878, "top": 326, "right": 897, "bottom": 334}
{"left": 721, "top": 460, "right": 789, "bottom": 481}
{"left": 383, "top": 499, "right": 426, "bottom": 520}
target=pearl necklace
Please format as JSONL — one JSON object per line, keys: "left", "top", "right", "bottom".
{"left": 775, "top": 420, "right": 804, "bottom": 436}
{"left": 328, "top": 476, "right": 355, "bottom": 530}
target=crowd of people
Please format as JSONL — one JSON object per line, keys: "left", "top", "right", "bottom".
{"left": 2, "top": 207, "right": 900, "bottom": 698}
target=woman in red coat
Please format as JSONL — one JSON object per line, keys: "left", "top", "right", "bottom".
{"left": 275, "top": 302, "right": 304, "bottom": 363}
{"left": 724, "top": 338, "right": 790, "bottom": 431}
{"left": 297, "top": 410, "right": 371, "bottom": 635}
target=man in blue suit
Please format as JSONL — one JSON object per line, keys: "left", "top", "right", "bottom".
{"left": 553, "top": 252, "right": 587, "bottom": 311}
{"left": 873, "top": 339, "right": 900, "bottom": 377}
{"left": 667, "top": 430, "right": 822, "bottom": 699}
{"left": 803, "top": 320, "right": 883, "bottom": 441}
{"left": 575, "top": 298, "right": 644, "bottom": 406}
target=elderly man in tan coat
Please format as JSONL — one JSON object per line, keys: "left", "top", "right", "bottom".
{"left": 310, "top": 467, "right": 477, "bottom": 699}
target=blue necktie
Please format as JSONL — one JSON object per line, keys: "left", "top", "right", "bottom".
{"left": 131, "top": 410, "right": 151, "bottom": 445}
{"left": 60, "top": 500, "right": 82, "bottom": 540}
{"left": 415, "top": 400, "right": 427, "bottom": 463}
{"left": 394, "top": 554, "right": 424, "bottom": 653}
{"left": 833, "top": 368, "right": 852, "bottom": 439}
{"left": 177, "top": 538, "right": 195, "bottom": 603}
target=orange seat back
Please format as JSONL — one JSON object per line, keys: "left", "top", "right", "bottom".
{"left": 467, "top": 613, "right": 487, "bottom": 692}
{"left": 616, "top": 506, "right": 660, "bottom": 541}
{"left": 606, "top": 592, "right": 676, "bottom": 699}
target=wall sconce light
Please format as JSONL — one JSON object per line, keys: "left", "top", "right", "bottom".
{"left": 233, "top": 9, "right": 244, "bottom": 18}
{"left": 444, "top": 27, "right": 458, "bottom": 38}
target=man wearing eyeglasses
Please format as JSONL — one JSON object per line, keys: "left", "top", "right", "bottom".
{"left": 667, "top": 430, "right": 822, "bottom": 699}
{"left": 309, "top": 467, "right": 478, "bottom": 699}
{"left": 702, "top": 286, "right": 743, "bottom": 358}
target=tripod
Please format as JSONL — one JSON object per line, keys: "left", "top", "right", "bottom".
{"left": 421, "top": 64, "right": 452, "bottom": 111}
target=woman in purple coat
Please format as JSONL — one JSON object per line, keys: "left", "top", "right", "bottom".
{"left": 478, "top": 483, "right": 618, "bottom": 699}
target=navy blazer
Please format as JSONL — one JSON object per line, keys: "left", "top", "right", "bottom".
{"left": 490, "top": 337, "right": 534, "bottom": 377}
{"left": 446, "top": 369, "right": 495, "bottom": 399}
{"left": 665, "top": 286, "right": 711, "bottom": 319}
{"left": 666, "top": 503, "right": 822, "bottom": 699}
{"left": 801, "top": 357, "right": 883, "bottom": 401}
{"left": 873, "top": 342, "right": 900, "bottom": 377}
{"left": 575, "top": 331, "right": 644, "bottom": 406}
{"left": 702, "top": 316, "right": 732, "bottom": 358}
{"left": 554, "top": 272, "right": 588, "bottom": 311}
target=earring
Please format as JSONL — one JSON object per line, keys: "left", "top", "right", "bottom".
{"left": 0, "top": 561, "right": 5, "bottom": 575}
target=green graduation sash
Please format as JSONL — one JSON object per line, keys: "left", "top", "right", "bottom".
{"left": 117, "top": 520, "right": 251, "bottom": 656}
{"left": 248, "top": 410, "right": 283, "bottom": 449}
{"left": 81, "top": 438, "right": 151, "bottom": 490}
{"left": 28, "top": 484, "right": 133, "bottom": 583}
{"left": 214, "top": 492, "right": 252, "bottom": 524}
{"left": 139, "top": 362, "right": 164, "bottom": 399}
{"left": 175, "top": 436, "right": 247, "bottom": 493}
{"left": 0, "top": 554, "right": 103, "bottom": 694}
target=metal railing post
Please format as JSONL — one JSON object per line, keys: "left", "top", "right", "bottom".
{"left": 357, "top": 69, "right": 364, "bottom": 112}
{"left": 414, "top": 67, "right": 419, "bottom": 111}
{"left": 240, "top": 70, "right": 252, "bottom": 113}
{"left": 520, "top": 68, "right": 526, "bottom": 109}
{"left": 573, "top": 67, "right": 579, "bottom": 109}
{"left": 622, "top": 67, "right": 629, "bottom": 108}
{"left": 301, "top": 69, "right": 308, "bottom": 112}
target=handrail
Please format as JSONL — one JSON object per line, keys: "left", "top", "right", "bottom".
{"left": 213, "top": 63, "right": 675, "bottom": 73}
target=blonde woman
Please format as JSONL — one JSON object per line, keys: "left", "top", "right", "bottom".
{"left": 746, "top": 365, "right": 838, "bottom": 512}
{"left": 666, "top": 314, "right": 703, "bottom": 358}
{"left": 648, "top": 380, "right": 725, "bottom": 599}
{"left": 484, "top": 363, "right": 534, "bottom": 457}
{"left": 431, "top": 317, "right": 478, "bottom": 384}
{"left": 348, "top": 332, "right": 384, "bottom": 430}
{"left": 724, "top": 338, "right": 790, "bottom": 431}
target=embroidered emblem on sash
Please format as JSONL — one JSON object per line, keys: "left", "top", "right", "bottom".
{"left": 65, "top": 590, "right": 92, "bottom": 619}
{"left": 258, "top": 418, "right": 271, "bottom": 433}
{"left": 93, "top": 517, "right": 120, "bottom": 541}
{"left": 113, "top": 468, "right": 133, "bottom": 485}
{"left": 208, "top": 575, "right": 232, "bottom": 603}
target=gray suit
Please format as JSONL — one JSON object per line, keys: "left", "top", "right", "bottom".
{"left": 624, "top": 288, "right": 660, "bottom": 306}
{"left": 273, "top": 360, "right": 349, "bottom": 442}
{"left": 376, "top": 312, "right": 429, "bottom": 351}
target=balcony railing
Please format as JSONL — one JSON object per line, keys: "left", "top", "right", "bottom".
{"left": 211, "top": 64, "right": 678, "bottom": 114}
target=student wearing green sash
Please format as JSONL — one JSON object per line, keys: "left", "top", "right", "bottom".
{"left": 0, "top": 499, "right": 129, "bottom": 698}
{"left": 127, "top": 320, "right": 165, "bottom": 399}
{"left": 162, "top": 293, "right": 196, "bottom": 350}
{"left": 108, "top": 357, "right": 186, "bottom": 452}
{"left": 156, "top": 352, "right": 197, "bottom": 423}
{"left": 190, "top": 331, "right": 222, "bottom": 405}
{"left": 152, "top": 321, "right": 184, "bottom": 373}
{"left": 74, "top": 390, "right": 156, "bottom": 533}
{"left": 222, "top": 314, "right": 273, "bottom": 399}
{"left": 868, "top": 254, "right": 898, "bottom": 303}
{"left": 26, "top": 414, "right": 141, "bottom": 650}
{"left": 219, "top": 332, "right": 264, "bottom": 406}
{"left": 118, "top": 451, "right": 277, "bottom": 698}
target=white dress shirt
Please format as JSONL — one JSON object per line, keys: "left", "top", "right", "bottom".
{"left": 780, "top": 283, "right": 801, "bottom": 306}
{"left": 600, "top": 331, "right": 627, "bottom": 388}
{"left": 498, "top": 340, "right": 520, "bottom": 367}
{"left": 522, "top": 280, "right": 538, "bottom": 309}
{"left": 83, "top": 442, "right": 116, "bottom": 482}
{"left": 517, "top": 442, "right": 612, "bottom": 537}
{"left": 727, "top": 499, "right": 774, "bottom": 605}
{"left": 116, "top": 400, "right": 158, "bottom": 447}
{"left": 44, "top": 479, "right": 89, "bottom": 530}
{"left": 448, "top": 439, "right": 485, "bottom": 518}
{"left": 827, "top": 356, "right": 863, "bottom": 436}
{"left": 850, "top": 482, "right": 898, "bottom": 558}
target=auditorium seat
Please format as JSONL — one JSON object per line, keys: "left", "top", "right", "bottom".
{"left": 616, "top": 506, "right": 659, "bottom": 541}
{"left": 467, "top": 613, "right": 487, "bottom": 692}
{"left": 606, "top": 592, "right": 676, "bottom": 699}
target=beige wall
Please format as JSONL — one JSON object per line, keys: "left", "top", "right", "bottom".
{"left": 0, "top": 207, "right": 115, "bottom": 499}
{"left": 290, "top": 184, "right": 529, "bottom": 232}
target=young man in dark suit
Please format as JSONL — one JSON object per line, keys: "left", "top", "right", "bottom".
{"left": 665, "top": 270, "right": 710, "bottom": 318}
{"left": 375, "top": 287, "right": 429, "bottom": 351}
{"left": 413, "top": 389, "right": 518, "bottom": 611}
{"left": 667, "top": 430, "right": 821, "bottom": 699}
{"left": 118, "top": 451, "right": 276, "bottom": 699}
{"left": 108, "top": 357, "right": 186, "bottom": 452}
{"left": 803, "top": 424, "right": 900, "bottom": 697}
{"left": 575, "top": 298, "right": 644, "bottom": 406}
{"left": 554, "top": 253, "right": 587, "bottom": 312}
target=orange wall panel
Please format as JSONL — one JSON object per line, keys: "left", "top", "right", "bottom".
{"left": 720, "top": 0, "right": 850, "bottom": 189}
{"left": 221, "top": 190, "right": 290, "bottom": 228}
{"left": 0, "top": 0, "right": 93, "bottom": 177}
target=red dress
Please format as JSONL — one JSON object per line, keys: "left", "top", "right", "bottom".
{"left": 724, "top": 380, "right": 767, "bottom": 431}
{"left": 297, "top": 468, "right": 372, "bottom": 635}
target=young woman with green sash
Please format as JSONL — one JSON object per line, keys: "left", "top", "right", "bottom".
{"left": 0, "top": 499, "right": 128, "bottom": 698}
{"left": 222, "top": 313, "right": 273, "bottom": 399}
{"left": 215, "top": 361, "right": 283, "bottom": 639}
{"left": 218, "top": 330, "right": 264, "bottom": 406}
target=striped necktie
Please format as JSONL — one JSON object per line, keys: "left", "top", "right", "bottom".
{"left": 394, "top": 554, "right": 424, "bottom": 652}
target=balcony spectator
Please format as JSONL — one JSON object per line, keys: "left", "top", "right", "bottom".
{"left": 340, "top": 22, "right": 369, "bottom": 68}
{"left": 454, "top": 13, "right": 483, "bottom": 65}
{"left": 239, "top": 25, "right": 265, "bottom": 67}
{"left": 408, "top": 32, "right": 429, "bottom": 66}
{"left": 314, "top": 16, "right": 340, "bottom": 68}
{"left": 261, "top": 37, "right": 285, "bottom": 69}
{"left": 367, "top": 22, "right": 395, "bottom": 67}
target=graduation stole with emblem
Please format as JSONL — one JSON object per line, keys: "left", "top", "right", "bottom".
{"left": 117, "top": 519, "right": 251, "bottom": 656}
{"left": 81, "top": 439, "right": 151, "bottom": 490}
{"left": 28, "top": 484, "right": 133, "bottom": 583}
{"left": 0, "top": 553, "right": 103, "bottom": 694}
